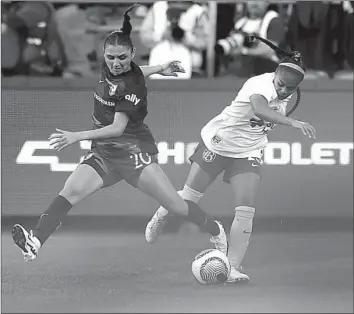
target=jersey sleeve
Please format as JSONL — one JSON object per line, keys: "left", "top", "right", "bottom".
{"left": 247, "top": 77, "right": 274, "bottom": 103}
{"left": 114, "top": 98, "right": 137, "bottom": 116}
{"left": 236, "top": 76, "right": 274, "bottom": 104}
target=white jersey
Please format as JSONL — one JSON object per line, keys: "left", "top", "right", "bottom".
{"left": 201, "top": 73, "right": 291, "bottom": 158}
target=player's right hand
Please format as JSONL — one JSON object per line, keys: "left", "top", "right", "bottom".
{"left": 291, "top": 120, "right": 316, "bottom": 139}
{"left": 49, "top": 128, "right": 80, "bottom": 151}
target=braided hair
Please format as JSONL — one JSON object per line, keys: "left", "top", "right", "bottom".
{"left": 103, "top": 3, "right": 139, "bottom": 51}
{"left": 245, "top": 34, "right": 305, "bottom": 116}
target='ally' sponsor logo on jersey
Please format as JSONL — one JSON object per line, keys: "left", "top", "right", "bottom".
{"left": 125, "top": 94, "right": 141, "bottom": 106}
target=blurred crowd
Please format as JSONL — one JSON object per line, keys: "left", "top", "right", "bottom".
{"left": 1, "top": 1, "right": 354, "bottom": 79}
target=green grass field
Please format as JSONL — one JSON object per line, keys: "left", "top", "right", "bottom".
{"left": 2, "top": 230, "right": 352, "bottom": 313}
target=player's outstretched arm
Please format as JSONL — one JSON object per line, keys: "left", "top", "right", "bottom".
{"left": 139, "top": 64, "right": 163, "bottom": 77}
{"left": 140, "top": 61, "right": 185, "bottom": 77}
{"left": 76, "top": 112, "right": 129, "bottom": 141}
{"left": 250, "top": 94, "right": 316, "bottom": 139}
{"left": 49, "top": 112, "right": 129, "bottom": 151}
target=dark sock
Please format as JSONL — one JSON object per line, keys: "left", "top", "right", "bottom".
{"left": 33, "top": 195, "right": 72, "bottom": 245}
{"left": 185, "top": 200, "right": 220, "bottom": 236}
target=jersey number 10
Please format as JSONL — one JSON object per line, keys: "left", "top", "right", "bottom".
{"left": 131, "top": 153, "right": 152, "bottom": 169}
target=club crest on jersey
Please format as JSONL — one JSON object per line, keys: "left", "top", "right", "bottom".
{"left": 202, "top": 149, "right": 216, "bottom": 163}
{"left": 211, "top": 135, "right": 221, "bottom": 145}
{"left": 105, "top": 77, "right": 125, "bottom": 96}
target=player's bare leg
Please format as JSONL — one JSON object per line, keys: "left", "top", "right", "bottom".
{"left": 12, "top": 164, "right": 104, "bottom": 261}
{"left": 138, "top": 163, "right": 225, "bottom": 247}
{"left": 145, "top": 186, "right": 205, "bottom": 243}
{"left": 145, "top": 185, "right": 204, "bottom": 242}
{"left": 145, "top": 162, "right": 211, "bottom": 242}
{"left": 226, "top": 172, "right": 260, "bottom": 283}
{"left": 143, "top": 164, "right": 199, "bottom": 237}
{"left": 144, "top": 163, "right": 228, "bottom": 255}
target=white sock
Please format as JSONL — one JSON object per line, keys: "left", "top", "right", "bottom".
{"left": 156, "top": 185, "right": 204, "bottom": 218}
{"left": 228, "top": 206, "right": 255, "bottom": 268}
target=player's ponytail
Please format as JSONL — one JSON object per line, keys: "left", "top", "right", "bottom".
{"left": 245, "top": 33, "right": 306, "bottom": 72}
{"left": 104, "top": 3, "right": 139, "bottom": 50}
{"left": 247, "top": 34, "right": 291, "bottom": 58}
{"left": 120, "top": 3, "right": 139, "bottom": 36}
{"left": 245, "top": 33, "right": 304, "bottom": 117}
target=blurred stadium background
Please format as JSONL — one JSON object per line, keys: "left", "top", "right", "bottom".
{"left": 1, "top": 1, "right": 353, "bottom": 313}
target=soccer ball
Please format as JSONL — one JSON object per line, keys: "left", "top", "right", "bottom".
{"left": 191, "top": 249, "right": 231, "bottom": 285}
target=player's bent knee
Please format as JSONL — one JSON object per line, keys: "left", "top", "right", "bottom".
{"left": 60, "top": 165, "right": 103, "bottom": 205}
{"left": 59, "top": 185, "right": 86, "bottom": 205}
{"left": 230, "top": 172, "right": 260, "bottom": 208}
{"left": 234, "top": 188, "right": 258, "bottom": 208}
{"left": 60, "top": 181, "right": 100, "bottom": 205}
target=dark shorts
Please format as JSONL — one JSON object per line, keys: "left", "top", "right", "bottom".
{"left": 80, "top": 149, "right": 158, "bottom": 188}
{"left": 189, "top": 141, "right": 261, "bottom": 183}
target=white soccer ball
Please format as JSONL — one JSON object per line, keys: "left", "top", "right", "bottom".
{"left": 191, "top": 249, "right": 231, "bottom": 285}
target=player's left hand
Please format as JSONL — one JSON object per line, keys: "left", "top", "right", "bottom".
{"left": 49, "top": 128, "right": 80, "bottom": 151}
{"left": 159, "top": 61, "right": 186, "bottom": 77}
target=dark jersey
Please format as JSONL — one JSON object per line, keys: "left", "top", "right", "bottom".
{"left": 91, "top": 61, "right": 158, "bottom": 157}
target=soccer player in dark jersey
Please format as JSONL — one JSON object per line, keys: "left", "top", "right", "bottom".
{"left": 12, "top": 4, "right": 228, "bottom": 262}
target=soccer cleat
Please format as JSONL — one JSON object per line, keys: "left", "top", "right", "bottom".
{"left": 145, "top": 211, "right": 168, "bottom": 243}
{"left": 12, "top": 224, "right": 41, "bottom": 261}
{"left": 209, "top": 221, "right": 228, "bottom": 255}
{"left": 226, "top": 266, "right": 250, "bottom": 283}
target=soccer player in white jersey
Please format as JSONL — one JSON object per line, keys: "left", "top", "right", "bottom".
{"left": 145, "top": 35, "right": 316, "bottom": 283}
